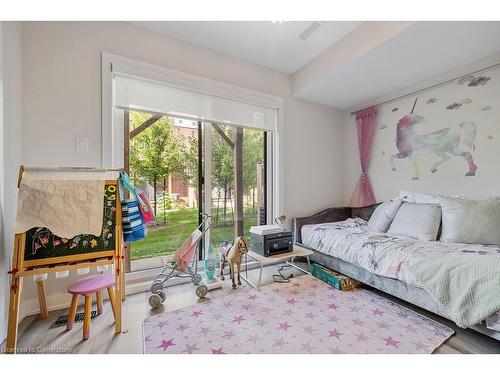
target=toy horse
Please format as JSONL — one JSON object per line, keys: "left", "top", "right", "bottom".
{"left": 218, "top": 241, "right": 232, "bottom": 281}
{"left": 222, "top": 237, "right": 248, "bottom": 288}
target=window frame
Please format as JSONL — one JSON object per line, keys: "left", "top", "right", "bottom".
{"left": 101, "top": 53, "right": 283, "bottom": 274}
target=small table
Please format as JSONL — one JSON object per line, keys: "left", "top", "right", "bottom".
{"left": 241, "top": 245, "right": 313, "bottom": 289}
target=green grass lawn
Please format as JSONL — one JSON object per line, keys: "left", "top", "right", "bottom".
{"left": 130, "top": 207, "right": 257, "bottom": 260}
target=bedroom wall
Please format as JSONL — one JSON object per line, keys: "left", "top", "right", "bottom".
{"left": 283, "top": 97, "right": 345, "bottom": 219}
{"left": 19, "top": 21, "right": 346, "bottom": 315}
{"left": 0, "top": 21, "right": 23, "bottom": 343}
{"left": 343, "top": 54, "right": 500, "bottom": 204}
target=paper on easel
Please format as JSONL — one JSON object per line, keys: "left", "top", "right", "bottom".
{"left": 15, "top": 172, "right": 105, "bottom": 238}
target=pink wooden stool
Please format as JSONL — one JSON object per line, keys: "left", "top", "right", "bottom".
{"left": 66, "top": 273, "right": 116, "bottom": 340}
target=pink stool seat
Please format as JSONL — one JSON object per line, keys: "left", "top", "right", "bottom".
{"left": 66, "top": 273, "right": 117, "bottom": 340}
{"left": 67, "top": 274, "right": 115, "bottom": 296}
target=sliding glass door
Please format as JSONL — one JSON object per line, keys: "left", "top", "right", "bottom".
{"left": 204, "top": 123, "right": 266, "bottom": 254}
{"left": 123, "top": 110, "right": 267, "bottom": 271}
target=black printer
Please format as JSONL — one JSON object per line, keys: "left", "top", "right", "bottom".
{"left": 249, "top": 225, "right": 293, "bottom": 257}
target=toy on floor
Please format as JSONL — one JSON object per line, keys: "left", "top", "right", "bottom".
{"left": 203, "top": 243, "right": 223, "bottom": 291}
{"left": 218, "top": 241, "right": 232, "bottom": 281}
{"left": 223, "top": 237, "right": 248, "bottom": 289}
{"left": 148, "top": 214, "right": 214, "bottom": 309}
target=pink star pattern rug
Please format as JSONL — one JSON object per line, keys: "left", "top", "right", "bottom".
{"left": 143, "top": 274, "right": 454, "bottom": 354}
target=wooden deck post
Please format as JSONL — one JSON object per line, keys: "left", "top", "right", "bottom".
{"left": 233, "top": 127, "right": 244, "bottom": 236}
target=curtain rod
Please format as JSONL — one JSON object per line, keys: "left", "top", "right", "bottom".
{"left": 350, "top": 61, "right": 500, "bottom": 115}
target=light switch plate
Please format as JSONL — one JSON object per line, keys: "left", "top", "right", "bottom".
{"left": 75, "top": 137, "right": 89, "bottom": 153}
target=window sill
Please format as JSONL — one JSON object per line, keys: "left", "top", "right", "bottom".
{"left": 124, "top": 257, "right": 282, "bottom": 295}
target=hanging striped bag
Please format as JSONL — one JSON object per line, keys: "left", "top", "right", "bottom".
{"left": 119, "top": 172, "right": 147, "bottom": 242}
{"left": 120, "top": 171, "right": 156, "bottom": 224}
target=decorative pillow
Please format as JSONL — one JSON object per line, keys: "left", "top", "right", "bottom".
{"left": 387, "top": 202, "right": 441, "bottom": 241}
{"left": 399, "top": 191, "right": 439, "bottom": 205}
{"left": 368, "top": 199, "right": 402, "bottom": 233}
{"left": 438, "top": 195, "right": 500, "bottom": 245}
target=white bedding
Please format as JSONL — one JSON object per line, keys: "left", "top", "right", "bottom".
{"left": 302, "top": 218, "right": 500, "bottom": 330}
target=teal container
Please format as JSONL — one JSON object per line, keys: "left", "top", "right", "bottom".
{"left": 204, "top": 244, "right": 218, "bottom": 280}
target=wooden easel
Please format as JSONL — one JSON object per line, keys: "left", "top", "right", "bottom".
{"left": 5, "top": 166, "right": 125, "bottom": 354}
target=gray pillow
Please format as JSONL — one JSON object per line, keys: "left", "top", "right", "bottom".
{"left": 438, "top": 196, "right": 500, "bottom": 245}
{"left": 387, "top": 202, "right": 441, "bottom": 241}
{"left": 368, "top": 199, "right": 402, "bottom": 232}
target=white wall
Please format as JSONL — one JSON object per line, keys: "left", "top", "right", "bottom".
{"left": 19, "top": 22, "right": 346, "bottom": 314}
{"left": 343, "top": 54, "right": 500, "bottom": 204}
{"left": 283, "top": 97, "right": 345, "bottom": 221}
{"left": 0, "top": 21, "right": 23, "bottom": 343}
{"left": 22, "top": 21, "right": 290, "bottom": 167}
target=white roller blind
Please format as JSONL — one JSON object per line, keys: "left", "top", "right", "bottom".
{"left": 113, "top": 73, "right": 278, "bottom": 132}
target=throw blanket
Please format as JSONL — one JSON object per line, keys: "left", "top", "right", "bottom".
{"left": 302, "top": 218, "right": 500, "bottom": 329}
{"left": 410, "top": 252, "right": 500, "bottom": 328}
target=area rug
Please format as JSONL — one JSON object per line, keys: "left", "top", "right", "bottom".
{"left": 143, "top": 274, "right": 454, "bottom": 354}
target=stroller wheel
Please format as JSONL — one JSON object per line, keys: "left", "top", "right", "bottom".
{"left": 150, "top": 281, "right": 163, "bottom": 294}
{"left": 157, "top": 290, "right": 167, "bottom": 302}
{"left": 191, "top": 274, "right": 202, "bottom": 286}
{"left": 196, "top": 285, "right": 208, "bottom": 298}
{"left": 148, "top": 293, "right": 163, "bottom": 309}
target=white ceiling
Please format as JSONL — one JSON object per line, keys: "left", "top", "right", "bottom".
{"left": 131, "top": 21, "right": 362, "bottom": 74}
{"left": 294, "top": 21, "right": 500, "bottom": 109}
{"left": 131, "top": 21, "right": 500, "bottom": 110}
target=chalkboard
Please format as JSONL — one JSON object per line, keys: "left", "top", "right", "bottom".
{"left": 23, "top": 183, "right": 118, "bottom": 264}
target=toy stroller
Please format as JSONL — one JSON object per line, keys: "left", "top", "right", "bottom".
{"left": 148, "top": 213, "right": 214, "bottom": 309}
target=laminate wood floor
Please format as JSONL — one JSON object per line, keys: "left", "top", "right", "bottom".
{"left": 4, "top": 264, "right": 500, "bottom": 354}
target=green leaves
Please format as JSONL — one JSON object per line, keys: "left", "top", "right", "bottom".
{"left": 129, "top": 113, "right": 185, "bottom": 186}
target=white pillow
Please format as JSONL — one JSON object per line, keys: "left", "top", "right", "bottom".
{"left": 399, "top": 191, "right": 439, "bottom": 205}
{"left": 438, "top": 195, "right": 500, "bottom": 245}
{"left": 387, "top": 202, "right": 441, "bottom": 241}
{"left": 368, "top": 199, "right": 402, "bottom": 233}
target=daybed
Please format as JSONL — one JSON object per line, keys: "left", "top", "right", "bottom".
{"left": 292, "top": 204, "right": 500, "bottom": 341}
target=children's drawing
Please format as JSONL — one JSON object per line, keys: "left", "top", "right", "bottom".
{"left": 390, "top": 98, "right": 477, "bottom": 180}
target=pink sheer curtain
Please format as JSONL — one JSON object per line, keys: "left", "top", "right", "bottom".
{"left": 350, "top": 106, "right": 378, "bottom": 207}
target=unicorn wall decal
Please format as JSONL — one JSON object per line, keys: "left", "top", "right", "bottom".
{"left": 390, "top": 98, "right": 478, "bottom": 180}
